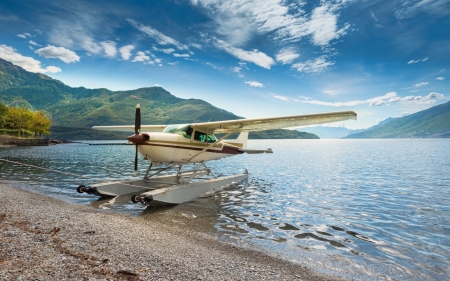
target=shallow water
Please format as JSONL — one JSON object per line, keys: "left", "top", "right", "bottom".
{"left": 1, "top": 139, "right": 449, "bottom": 280}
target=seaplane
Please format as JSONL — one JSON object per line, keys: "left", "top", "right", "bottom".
{"left": 76, "top": 104, "right": 356, "bottom": 206}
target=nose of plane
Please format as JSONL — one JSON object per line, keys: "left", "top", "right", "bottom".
{"left": 127, "top": 133, "right": 148, "bottom": 144}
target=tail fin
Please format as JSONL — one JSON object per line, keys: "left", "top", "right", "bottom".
{"left": 236, "top": 132, "right": 248, "bottom": 149}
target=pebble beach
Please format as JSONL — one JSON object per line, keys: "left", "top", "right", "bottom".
{"left": 0, "top": 183, "right": 346, "bottom": 281}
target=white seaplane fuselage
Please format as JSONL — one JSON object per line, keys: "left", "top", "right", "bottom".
{"left": 136, "top": 131, "right": 245, "bottom": 164}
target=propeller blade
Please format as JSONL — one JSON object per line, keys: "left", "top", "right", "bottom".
{"left": 134, "top": 104, "right": 141, "bottom": 175}
{"left": 134, "top": 145, "right": 138, "bottom": 174}
{"left": 135, "top": 104, "right": 141, "bottom": 135}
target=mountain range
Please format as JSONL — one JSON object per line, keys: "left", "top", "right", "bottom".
{"left": 301, "top": 103, "right": 450, "bottom": 139}
{"left": 1, "top": 58, "right": 448, "bottom": 139}
{"left": 344, "top": 103, "right": 450, "bottom": 138}
{"left": 0, "top": 58, "right": 317, "bottom": 140}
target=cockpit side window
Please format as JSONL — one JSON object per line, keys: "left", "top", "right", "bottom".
{"left": 194, "top": 131, "right": 216, "bottom": 143}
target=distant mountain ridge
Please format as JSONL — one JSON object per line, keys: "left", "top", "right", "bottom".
{"left": 345, "top": 101, "right": 450, "bottom": 138}
{"left": 296, "top": 126, "right": 355, "bottom": 139}
{"left": 0, "top": 58, "right": 317, "bottom": 140}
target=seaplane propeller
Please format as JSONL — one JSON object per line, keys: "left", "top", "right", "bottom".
{"left": 126, "top": 104, "right": 144, "bottom": 174}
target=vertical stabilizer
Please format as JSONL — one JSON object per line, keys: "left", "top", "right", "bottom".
{"left": 236, "top": 132, "right": 248, "bottom": 149}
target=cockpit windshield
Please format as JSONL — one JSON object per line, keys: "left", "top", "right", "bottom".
{"left": 162, "top": 124, "right": 216, "bottom": 143}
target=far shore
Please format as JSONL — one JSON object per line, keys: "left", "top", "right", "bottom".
{"left": 0, "top": 183, "right": 346, "bottom": 280}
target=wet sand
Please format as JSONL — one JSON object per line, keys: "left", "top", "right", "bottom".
{"left": 0, "top": 183, "right": 346, "bottom": 280}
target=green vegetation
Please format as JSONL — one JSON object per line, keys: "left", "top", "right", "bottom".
{"left": 0, "top": 102, "right": 52, "bottom": 138}
{"left": 249, "top": 129, "right": 319, "bottom": 139}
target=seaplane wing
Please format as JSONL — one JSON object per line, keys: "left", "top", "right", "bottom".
{"left": 92, "top": 125, "right": 166, "bottom": 132}
{"left": 191, "top": 110, "right": 357, "bottom": 134}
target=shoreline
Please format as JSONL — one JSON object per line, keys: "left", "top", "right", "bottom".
{"left": 0, "top": 183, "right": 346, "bottom": 280}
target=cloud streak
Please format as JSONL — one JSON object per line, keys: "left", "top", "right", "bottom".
{"left": 272, "top": 91, "right": 444, "bottom": 107}
{"left": 245, "top": 81, "right": 264, "bottom": 87}
{"left": 127, "top": 19, "right": 187, "bottom": 50}
{"left": 408, "top": 57, "right": 428, "bottom": 64}
{"left": 291, "top": 56, "right": 334, "bottom": 73}
{"left": 214, "top": 39, "right": 275, "bottom": 69}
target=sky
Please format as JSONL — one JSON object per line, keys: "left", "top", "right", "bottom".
{"left": 0, "top": 0, "right": 449, "bottom": 129}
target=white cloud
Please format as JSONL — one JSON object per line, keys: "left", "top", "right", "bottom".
{"left": 214, "top": 39, "right": 275, "bottom": 69}
{"left": 190, "top": 43, "right": 202, "bottom": 49}
{"left": 28, "top": 40, "right": 40, "bottom": 46}
{"left": 272, "top": 91, "right": 444, "bottom": 107}
{"left": 173, "top": 53, "right": 190, "bottom": 58}
{"left": 391, "top": 92, "right": 444, "bottom": 104}
{"left": 0, "top": 44, "right": 61, "bottom": 73}
{"left": 35, "top": 45, "right": 80, "bottom": 63}
{"left": 127, "top": 19, "right": 187, "bottom": 50}
{"left": 275, "top": 47, "right": 299, "bottom": 64}
{"left": 45, "top": 66, "right": 62, "bottom": 73}
{"left": 152, "top": 47, "right": 176, "bottom": 54}
{"left": 408, "top": 57, "right": 428, "bottom": 64}
{"left": 413, "top": 82, "right": 429, "bottom": 87}
{"left": 100, "top": 41, "right": 117, "bottom": 58}
{"left": 245, "top": 81, "right": 264, "bottom": 87}
{"left": 132, "top": 51, "right": 154, "bottom": 65}
{"left": 308, "top": 4, "right": 350, "bottom": 46}
{"left": 292, "top": 56, "right": 334, "bottom": 73}
{"left": 436, "top": 77, "right": 445, "bottom": 80}
{"left": 119, "top": 45, "right": 135, "bottom": 60}
{"left": 272, "top": 94, "right": 289, "bottom": 101}
{"left": 191, "top": 0, "right": 349, "bottom": 48}
{"left": 17, "top": 33, "right": 31, "bottom": 39}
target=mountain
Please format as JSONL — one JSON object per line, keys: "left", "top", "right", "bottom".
{"left": 297, "top": 126, "right": 355, "bottom": 139}
{"left": 345, "top": 101, "right": 450, "bottom": 138}
{"left": 0, "top": 58, "right": 318, "bottom": 140}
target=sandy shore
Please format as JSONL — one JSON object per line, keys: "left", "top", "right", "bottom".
{"left": 0, "top": 184, "right": 346, "bottom": 280}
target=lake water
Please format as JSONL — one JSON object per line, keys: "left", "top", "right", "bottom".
{"left": 1, "top": 139, "right": 449, "bottom": 280}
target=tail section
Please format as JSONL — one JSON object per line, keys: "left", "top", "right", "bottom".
{"left": 235, "top": 132, "right": 248, "bottom": 149}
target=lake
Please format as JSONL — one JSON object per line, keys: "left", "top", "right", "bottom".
{"left": 1, "top": 139, "right": 449, "bottom": 280}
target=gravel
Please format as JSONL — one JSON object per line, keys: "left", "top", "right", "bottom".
{"left": 0, "top": 183, "right": 347, "bottom": 280}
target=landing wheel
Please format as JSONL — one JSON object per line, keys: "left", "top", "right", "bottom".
{"left": 77, "top": 185, "right": 86, "bottom": 193}
{"left": 131, "top": 194, "right": 142, "bottom": 203}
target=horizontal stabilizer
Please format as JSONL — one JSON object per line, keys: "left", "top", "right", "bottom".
{"left": 239, "top": 148, "right": 273, "bottom": 154}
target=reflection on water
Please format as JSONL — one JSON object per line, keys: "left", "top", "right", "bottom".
{"left": 1, "top": 139, "right": 450, "bottom": 280}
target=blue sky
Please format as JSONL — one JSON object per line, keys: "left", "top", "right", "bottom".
{"left": 0, "top": 0, "right": 449, "bottom": 129}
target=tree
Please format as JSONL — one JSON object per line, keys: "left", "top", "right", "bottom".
{"left": 6, "top": 107, "right": 34, "bottom": 137}
{"left": 32, "top": 110, "right": 51, "bottom": 137}
{"left": 0, "top": 103, "right": 7, "bottom": 128}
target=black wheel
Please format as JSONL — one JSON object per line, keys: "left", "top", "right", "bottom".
{"left": 131, "top": 194, "right": 141, "bottom": 203}
{"left": 77, "top": 185, "right": 86, "bottom": 193}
